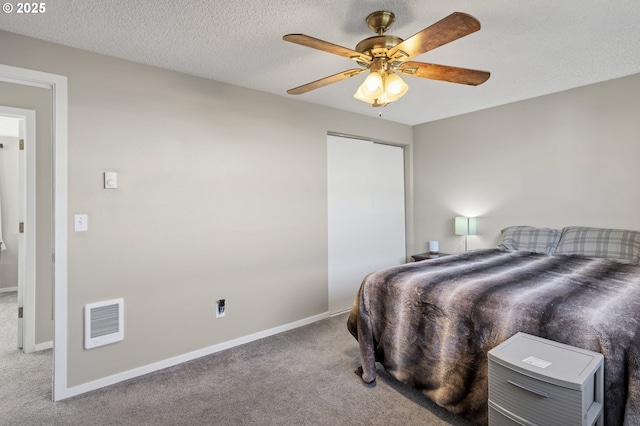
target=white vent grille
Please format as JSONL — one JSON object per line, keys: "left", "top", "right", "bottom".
{"left": 84, "top": 298, "right": 124, "bottom": 349}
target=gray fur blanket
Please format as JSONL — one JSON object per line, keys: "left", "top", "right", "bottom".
{"left": 347, "top": 249, "right": 640, "bottom": 425}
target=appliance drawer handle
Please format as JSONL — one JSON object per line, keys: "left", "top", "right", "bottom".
{"left": 507, "top": 380, "right": 549, "bottom": 398}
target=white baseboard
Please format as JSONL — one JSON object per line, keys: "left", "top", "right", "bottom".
{"left": 34, "top": 340, "right": 53, "bottom": 351}
{"left": 0, "top": 286, "right": 18, "bottom": 293}
{"left": 60, "top": 311, "right": 330, "bottom": 400}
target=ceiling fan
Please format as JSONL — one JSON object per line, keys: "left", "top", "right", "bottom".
{"left": 283, "top": 11, "right": 490, "bottom": 107}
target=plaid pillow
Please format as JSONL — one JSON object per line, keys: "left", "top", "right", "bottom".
{"left": 498, "top": 226, "right": 562, "bottom": 254}
{"left": 555, "top": 226, "right": 640, "bottom": 264}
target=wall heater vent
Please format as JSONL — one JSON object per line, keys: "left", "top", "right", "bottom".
{"left": 84, "top": 298, "right": 124, "bottom": 349}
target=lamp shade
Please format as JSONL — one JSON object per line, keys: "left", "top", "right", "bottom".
{"left": 354, "top": 70, "right": 408, "bottom": 106}
{"left": 384, "top": 71, "right": 408, "bottom": 102}
{"left": 467, "top": 217, "right": 477, "bottom": 235}
{"left": 354, "top": 72, "right": 384, "bottom": 103}
{"left": 455, "top": 217, "right": 477, "bottom": 235}
{"left": 364, "top": 72, "right": 383, "bottom": 93}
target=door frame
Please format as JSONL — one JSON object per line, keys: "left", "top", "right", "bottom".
{"left": 0, "top": 106, "right": 36, "bottom": 352}
{"left": 0, "top": 64, "right": 68, "bottom": 402}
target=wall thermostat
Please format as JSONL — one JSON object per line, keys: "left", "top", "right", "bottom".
{"left": 104, "top": 171, "right": 118, "bottom": 189}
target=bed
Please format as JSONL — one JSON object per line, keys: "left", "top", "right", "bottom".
{"left": 347, "top": 226, "right": 640, "bottom": 425}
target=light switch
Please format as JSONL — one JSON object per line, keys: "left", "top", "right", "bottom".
{"left": 104, "top": 172, "right": 118, "bottom": 189}
{"left": 74, "top": 214, "right": 88, "bottom": 232}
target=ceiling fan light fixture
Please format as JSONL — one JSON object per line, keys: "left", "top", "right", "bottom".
{"left": 362, "top": 72, "right": 384, "bottom": 95}
{"left": 353, "top": 84, "right": 377, "bottom": 104}
{"left": 354, "top": 70, "right": 408, "bottom": 106}
{"left": 354, "top": 71, "right": 384, "bottom": 104}
{"left": 384, "top": 71, "right": 408, "bottom": 101}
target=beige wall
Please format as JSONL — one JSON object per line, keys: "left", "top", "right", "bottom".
{"left": 413, "top": 73, "right": 640, "bottom": 255}
{"left": 0, "top": 31, "right": 413, "bottom": 387}
{"left": 0, "top": 82, "right": 53, "bottom": 344}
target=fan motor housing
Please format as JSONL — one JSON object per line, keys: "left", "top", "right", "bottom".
{"left": 355, "top": 35, "right": 403, "bottom": 57}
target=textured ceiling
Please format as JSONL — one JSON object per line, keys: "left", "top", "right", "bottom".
{"left": 1, "top": 0, "right": 639, "bottom": 125}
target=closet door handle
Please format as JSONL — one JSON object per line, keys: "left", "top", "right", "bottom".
{"left": 507, "top": 380, "right": 549, "bottom": 398}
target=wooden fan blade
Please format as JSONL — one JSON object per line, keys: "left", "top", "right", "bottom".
{"left": 397, "top": 61, "right": 490, "bottom": 86}
{"left": 388, "top": 12, "right": 481, "bottom": 62}
{"left": 283, "top": 34, "right": 372, "bottom": 63}
{"left": 287, "top": 68, "right": 366, "bottom": 95}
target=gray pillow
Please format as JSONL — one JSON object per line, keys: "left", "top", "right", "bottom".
{"left": 555, "top": 226, "right": 640, "bottom": 264}
{"left": 498, "top": 226, "right": 562, "bottom": 254}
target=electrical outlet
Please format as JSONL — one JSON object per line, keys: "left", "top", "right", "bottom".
{"left": 216, "top": 299, "right": 226, "bottom": 318}
{"left": 74, "top": 214, "right": 88, "bottom": 232}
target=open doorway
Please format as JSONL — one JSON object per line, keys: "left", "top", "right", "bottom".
{"left": 0, "top": 64, "right": 68, "bottom": 402}
{"left": 0, "top": 109, "right": 37, "bottom": 352}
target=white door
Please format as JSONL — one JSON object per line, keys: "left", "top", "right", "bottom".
{"left": 327, "top": 135, "right": 406, "bottom": 314}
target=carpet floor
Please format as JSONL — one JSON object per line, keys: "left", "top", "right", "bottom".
{"left": 0, "top": 291, "right": 473, "bottom": 425}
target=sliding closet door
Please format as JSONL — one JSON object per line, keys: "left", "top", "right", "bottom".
{"left": 327, "top": 135, "right": 406, "bottom": 314}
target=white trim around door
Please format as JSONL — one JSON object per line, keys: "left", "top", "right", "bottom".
{"left": 0, "top": 63, "right": 68, "bottom": 402}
